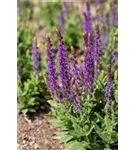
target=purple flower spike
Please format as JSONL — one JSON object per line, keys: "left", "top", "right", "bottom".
{"left": 83, "top": 32, "right": 94, "bottom": 93}
{"left": 56, "top": 29, "right": 70, "bottom": 101}
{"left": 32, "top": 38, "right": 41, "bottom": 72}
{"left": 94, "top": 22, "right": 102, "bottom": 78}
{"left": 46, "top": 36, "right": 58, "bottom": 94}
{"left": 59, "top": 9, "right": 65, "bottom": 30}
{"left": 70, "top": 77, "right": 81, "bottom": 113}
{"left": 83, "top": 1, "right": 92, "bottom": 32}
{"left": 110, "top": 1, "right": 118, "bottom": 27}
{"left": 70, "top": 46, "right": 83, "bottom": 88}
{"left": 105, "top": 66, "right": 114, "bottom": 103}
{"left": 109, "top": 36, "right": 117, "bottom": 64}
{"left": 105, "top": 36, "right": 117, "bottom": 103}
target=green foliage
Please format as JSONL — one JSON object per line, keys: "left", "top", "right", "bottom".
{"left": 19, "top": 0, "right": 34, "bottom": 21}
{"left": 17, "top": 74, "right": 50, "bottom": 114}
{"left": 39, "top": 1, "right": 61, "bottom": 28}
{"left": 102, "top": 26, "right": 118, "bottom": 70}
{"left": 49, "top": 73, "right": 118, "bottom": 150}
{"left": 17, "top": 23, "right": 50, "bottom": 115}
{"left": 36, "top": 1, "right": 83, "bottom": 51}
{"left": 63, "top": 12, "right": 83, "bottom": 50}
{"left": 17, "top": 24, "right": 33, "bottom": 83}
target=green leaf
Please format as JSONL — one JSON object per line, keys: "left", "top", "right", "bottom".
{"left": 28, "top": 108, "right": 36, "bottom": 113}
{"left": 81, "top": 141, "right": 91, "bottom": 149}
{"left": 114, "top": 70, "right": 118, "bottom": 81}
{"left": 48, "top": 100, "right": 57, "bottom": 107}
{"left": 115, "top": 90, "right": 118, "bottom": 103}
{"left": 18, "top": 100, "right": 26, "bottom": 109}
{"left": 95, "top": 112, "right": 104, "bottom": 122}
{"left": 70, "top": 117, "right": 84, "bottom": 136}
{"left": 104, "top": 148, "right": 111, "bottom": 150}
{"left": 111, "top": 131, "right": 118, "bottom": 144}
{"left": 21, "top": 91, "right": 28, "bottom": 96}
{"left": 59, "top": 134, "right": 74, "bottom": 144}
{"left": 93, "top": 122, "right": 108, "bottom": 143}
{"left": 102, "top": 76, "right": 107, "bottom": 86}
{"left": 90, "top": 142, "right": 104, "bottom": 150}
{"left": 104, "top": 115, "right": 112, "bottom": 134}
{"left": 22, "top": 109, "right": 28, "bottom": 114}
{"left": 85, "top": 124, "right": 94, "bottom": 136}
{"left": 49, "top": 119, "right": 66, "bottom": 128}
{"left": 65, "top": 141, "right": 86, "bottom": 150}
{"left": 24, "top": 82, "right": 29, "bottom": 90}
{"left": 69, "top": 130, "right": 81, "bottom": 139}
{"left": 28, "top": 98, "right": 35, "bottom": 105}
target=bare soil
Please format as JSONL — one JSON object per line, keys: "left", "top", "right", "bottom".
{"left": 17, "top": 114, "right": 62, "bottom": 150}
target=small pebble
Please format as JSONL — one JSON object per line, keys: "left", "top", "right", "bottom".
{"left": 34, "top": 143, "right": 40, "bottom": 149}
{"left": 22, "top": 140, "right": 26, "bottom": 144}
{"left": 30, "top": 141, "right": 35, "bottom": 146}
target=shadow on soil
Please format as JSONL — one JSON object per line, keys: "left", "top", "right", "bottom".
{"left": 20, "top": 102, "right": 52, "bottom": 121}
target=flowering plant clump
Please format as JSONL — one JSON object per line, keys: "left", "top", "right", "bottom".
{"left": 45, "top": 3, "right": 118, "bottom": 149}
{"left": 17, "top": 25, "right": 50, "bottom": 115}
{"left": 47, "top": 27, "right": 118, "bottom": 149}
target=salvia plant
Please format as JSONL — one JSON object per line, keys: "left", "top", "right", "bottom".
{"left": 47, "top": 26, "right": 117, "bottom": 149}
{"left": 17, "top": 24, "right": 50, "bottom": 115}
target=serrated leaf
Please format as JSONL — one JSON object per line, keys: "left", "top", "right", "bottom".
{"left": 93, "top": 122, "right": 108, "bottom": 143}
{"left": 104, "top": 115, "right": 112, "bottom": 134}
{"left": 59, "top": 134, "right": 73, "bottom": 144}
{"left": 49, "top": 119, "right": 65, "bottom": 128}
{"left": 71, "top": 117, "right": 84, "bottom": 136}
{"left": 65, "top": 141, "right": 85, "bottom": 150}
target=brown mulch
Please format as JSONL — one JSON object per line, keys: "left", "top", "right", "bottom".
{"left": 17, "top": 114, "right": 62, "bottom": 150}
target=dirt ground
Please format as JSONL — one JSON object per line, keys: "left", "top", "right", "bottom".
{"left": 17, "top": 114, "right": 62, "bottom": 150}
